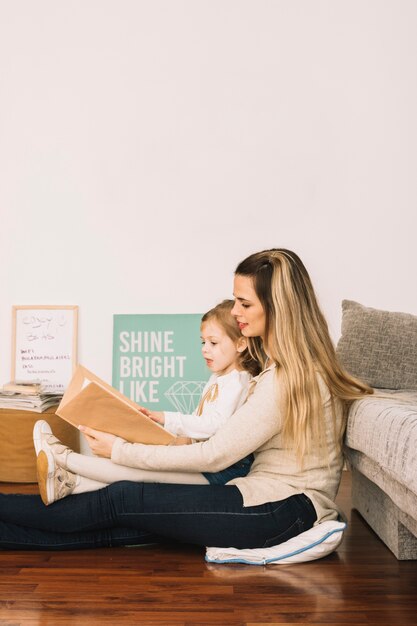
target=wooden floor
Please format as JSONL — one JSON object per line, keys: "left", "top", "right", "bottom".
{"left": 1, "top": 472, "right": 416, "bottom": 626}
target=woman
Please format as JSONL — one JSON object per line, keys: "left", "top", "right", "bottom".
{"left": 0, "top": 249, "right": 372, "bottom": 551}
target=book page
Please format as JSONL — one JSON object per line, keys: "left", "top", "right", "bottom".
{"left": 57, "top": 380, "right": 174, "bottom": 445}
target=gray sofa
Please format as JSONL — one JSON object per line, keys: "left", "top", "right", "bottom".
{"left": 336, "top": 300, "right": 417, "bottom": 560}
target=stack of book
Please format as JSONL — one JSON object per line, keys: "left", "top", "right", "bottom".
{"left": 0, "top": 380, "right": 63, "bottom": 413}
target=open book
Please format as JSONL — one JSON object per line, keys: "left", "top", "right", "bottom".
{"left": 56, "top": 365, "right": 175, "bottom": 445}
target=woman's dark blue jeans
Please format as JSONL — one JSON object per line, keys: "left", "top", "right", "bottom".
{"left": 0, "top": 481, "right": 317, "bottom": 551}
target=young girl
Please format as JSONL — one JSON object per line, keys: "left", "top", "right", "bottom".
{"left": 0, "top": 249, "right": 373, "bottom": 551}
{"left": 33, "top": 300, "right": 260, "bottom": 505}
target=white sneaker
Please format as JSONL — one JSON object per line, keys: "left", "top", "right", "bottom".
{"left": 36, "top": 447, "right": 77, "bottom": 506}
{"left": 33, "top": 420, "right": 71, "bottom": 467}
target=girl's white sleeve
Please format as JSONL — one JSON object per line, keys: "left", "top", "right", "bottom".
{"left": 163, "top": 374, "right": 248, "bottom": 439}
{"left": 162, "top": 378, "right": 211, "bottom": 437}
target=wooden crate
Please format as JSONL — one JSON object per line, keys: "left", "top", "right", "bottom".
{"left": 0, "top": 406, "right": 79, "bottom": 482}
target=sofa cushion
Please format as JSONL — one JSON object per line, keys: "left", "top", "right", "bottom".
{"left": 345, "top": 392, "right": 417, "bottom": 497}
{"left": 336, "top": 300, "right": 417, "bottom": 389}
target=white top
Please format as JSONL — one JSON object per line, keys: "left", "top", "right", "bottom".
{"left": 163, "top": 369, "right": 252, "bottom": 439}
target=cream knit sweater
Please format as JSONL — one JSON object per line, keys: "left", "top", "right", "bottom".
{"left": 111, "top": 364, "right": 345, "bottom": 524}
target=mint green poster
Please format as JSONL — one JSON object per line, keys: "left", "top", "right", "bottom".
{"left": 112, "top": 314, "right": 210, "bottom": 411}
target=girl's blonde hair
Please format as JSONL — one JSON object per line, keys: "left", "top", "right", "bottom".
{"left": 235, "top": 249, "right": 373, "bottom": 462}
{"left": 202, "top": 300, "right": 261, "bottom": 377}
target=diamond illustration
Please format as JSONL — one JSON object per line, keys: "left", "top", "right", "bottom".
{"left": 164, "top": 380, "right": 207, "bottom": 413}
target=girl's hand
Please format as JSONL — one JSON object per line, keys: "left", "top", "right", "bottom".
{"left": 78, "top": 425, "right": 116, "bottom": 458}
{"left": 138, "top": 406, "right": 165, "bottom": 425}
{"left": 171, "top": 436, "right": 193, "bottom": 445}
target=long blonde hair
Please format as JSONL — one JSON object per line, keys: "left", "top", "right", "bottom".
{"left": 235, "top": 249, "right": 373, "bottom": 462}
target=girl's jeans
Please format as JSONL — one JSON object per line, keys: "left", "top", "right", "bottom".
{"left": 0, "top": 481, "right": 317, "bottom": 551}
{"left": 203, "top": 453, "right": 254, "bottom": 485}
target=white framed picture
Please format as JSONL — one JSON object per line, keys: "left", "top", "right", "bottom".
{"left": 11, "top": 305, "right": 78, "bottom": 393}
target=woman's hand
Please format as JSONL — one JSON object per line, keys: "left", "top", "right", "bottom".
{"left": 137, "top": 406, "right": 165, "bottom": 425}
{"left": 78, "top": 425, "right": 116, "bottom": 458}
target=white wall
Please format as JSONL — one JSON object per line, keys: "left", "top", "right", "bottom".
{"left": 1, "top": 0, "right": 416, "bottom": 386}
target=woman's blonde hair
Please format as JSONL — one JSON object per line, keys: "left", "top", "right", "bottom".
{"left": 235, "top": 249, "right": 373, "bottom": 462}
{"left": 202, "top": 300, "right": 261, "bottom": 377}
